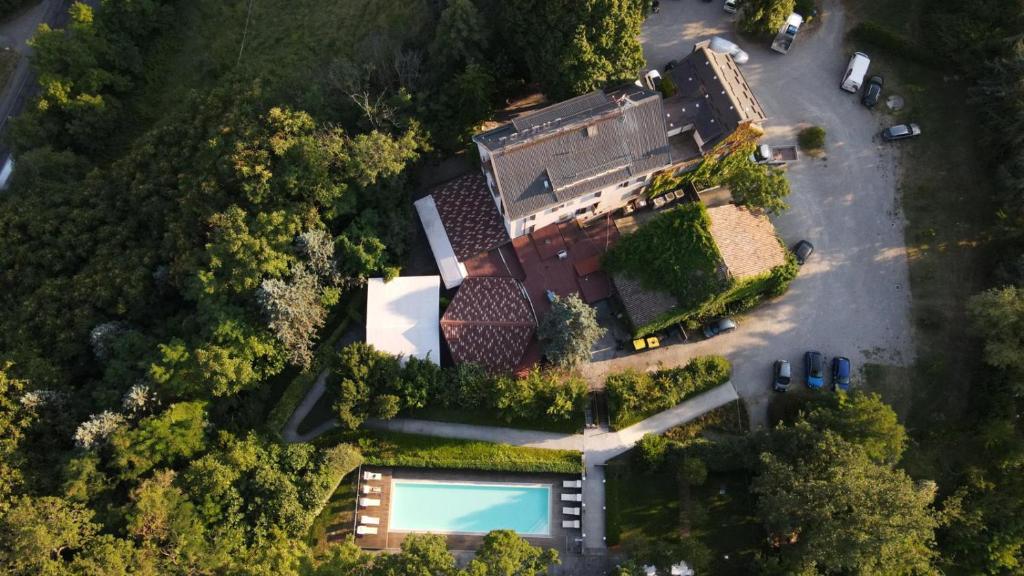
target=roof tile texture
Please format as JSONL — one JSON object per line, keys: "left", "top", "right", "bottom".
{"left": 440, "top": 277, "right": 536, "bottom": 372}
{"left": 706, "top": 204, "right": 787, "bottom": 279}
{"left": 431, "top": 173, "right": 511, "bottom": 261}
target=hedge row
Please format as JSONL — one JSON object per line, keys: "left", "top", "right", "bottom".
{"left": 305, "top": 444, "right": 364, "bottom": 522}
{"left": 847, "top": 22, "right": 937, "bottom": 67}
{"left": 355, "top": 430, "right": 584, "bottom": 474}
{"left": 607, "top": 356, "right": 732, "bottom": 430}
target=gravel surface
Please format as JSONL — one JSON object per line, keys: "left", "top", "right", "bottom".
{"left": 584, "top": 0, "right": 914, "bottom": 428}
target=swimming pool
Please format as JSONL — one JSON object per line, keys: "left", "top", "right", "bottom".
{"left": 389, "top": 480, "right": 551, "bottom": 536}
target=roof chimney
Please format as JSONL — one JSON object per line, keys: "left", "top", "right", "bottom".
{"left": 586, "top": 125, "right": 598, "bottom": 138}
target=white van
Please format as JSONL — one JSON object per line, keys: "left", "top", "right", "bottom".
{"left": 841, "top": 52, "right": 870, "bottom": 93}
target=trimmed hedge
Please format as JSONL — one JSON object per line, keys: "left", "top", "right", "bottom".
{"left": 306, "top": 444, "right": 363, "bottom": 522}
{"left": 355, "top": 430, "right": 584, "bottom": 474}
{"left": 847, "top": 22, "right": 937, "bottom": 67}
{"left": 606, "top": 356, "right": 732, "bottom": 430}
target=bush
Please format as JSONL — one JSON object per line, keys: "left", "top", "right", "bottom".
{"left": 794, "top": 0, "right": 816, "bottom": 19}
{"left": 635, "top": 433, "right": 669, "bottom": 471}
{"left": 847, "top": 22, "right": 936, "bottom": 66}
{"left": 305, "top": 444, "right": 363, "bottom": 521}
{"left": 356, "top": 431, "right": 583, "bottom": 473}
{"left": 606, "top": 356, "right": 732, "bottom": 429}
{"left": 739, "top": 0, "right": 795, "bottom": 37}
{"left": 659, "top": 75, "right": 678, "bottom": 98}
{"left": 438, "top": 363, "right": 494, "bottom": 409}
{"left": 798, "top": 126, "right": 826, "bottom": 151}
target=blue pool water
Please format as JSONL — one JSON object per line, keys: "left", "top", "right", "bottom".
{"left": 389, "top": 481, "right": 551, "bottom": 535}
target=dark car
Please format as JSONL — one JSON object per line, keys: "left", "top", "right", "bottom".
{"left": 862, "top": 75, "right": 883, "bottom": 108}
{"left": 832, "top": 356, "right": 852, "bottom": 392}
{"left": 772, "top": 360, "right": 792, "bottom": 392}
{"left": 792, "top": 240, "right": 814, "bottom": 265}
{"left": 882, "top": 123, "right": 921, "bottom": 141}
{"left": 805, "top": 351, "right": 825, "bottom": 390}
{"left": 702, "top": 317, "right": 737, "bottom": 339}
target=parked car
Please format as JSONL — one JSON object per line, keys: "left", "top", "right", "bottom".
{"left": 708, "top": 36, "right": 749, "bottom": 65}
{"left": 723, "top": 0, "right": 739, "bottom": 13}
{"left": 772, "top": 360, "right": 792, "bottom": 392}
{"left": 841, "top": 52, "right": 870, "bottom": 93}
{"left": 832, "top": 356, "right": 852, "bottom": 392}
{"left": 862, "top": 75, "right": 883, "bottom": 108}
{"left": 702, "top": 318, "right": 737, "bottom": 339}
{"left": 882, "top": 123, "right": 921, "bottom": 141}
{"left": 805, "top": 351, "right": 825, "bottom": 390}
{"left": 643, "top": 69, "right": 663, "bottom": 91}
{"left": 792, "top": 240, "right": 814, "bottom": 265}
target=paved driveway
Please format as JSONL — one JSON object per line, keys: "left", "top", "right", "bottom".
{"left": 585, "top": 0, "right": 913, "bottom": 427}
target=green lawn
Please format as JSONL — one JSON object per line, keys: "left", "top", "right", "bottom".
{"left": 307, "top": 471, "right": 358, "bottom": 553}
{"left": 841, "top": 0, "right": 996, "bottom": 483}
{"left": 605, "top": 456, "right": 761, "bottom": 574}
{"left": 407, "top": 406, "right": 582, "bottom": 434}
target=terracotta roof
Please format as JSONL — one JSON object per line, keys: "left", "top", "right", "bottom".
{"left": 440, "top": 277, "right": 537, "bottom": 372}
{"left": 706, "top": 204, "right": 787, "bottom": 280}
{"left": 612, "top": 273, "right": 679, "bottom": 329}
{"left": 431, "top": 173, "right": 511, "bottom": 260}
{"left": 473, "top": 87, "right": 672, "bottom": 220}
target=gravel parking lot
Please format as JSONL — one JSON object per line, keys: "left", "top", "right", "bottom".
{"left": 584, "top": 0, "right": 914, "bottom": 426}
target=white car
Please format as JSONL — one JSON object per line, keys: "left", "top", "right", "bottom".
{"left": 708, "top": 36, "right": 749, "bottom": 64}
{"left": 643, "top": 69, "right": 662, "bottom": 91}
{"left": 723, "top": 0, "right": 739, "bottom": 14}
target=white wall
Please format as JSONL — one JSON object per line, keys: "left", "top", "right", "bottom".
{"left": 504, "top": 173, "right": 652, "bottom": 238}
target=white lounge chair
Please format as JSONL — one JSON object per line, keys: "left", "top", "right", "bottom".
{"left": 361, "top": 515, "right": 380, "bottom": 525}
{"left": 356, "top": 525, "right": 378, "bottom": 536}
{"left": 363, "top": 471, "right": 382, "bottom": 481}
{"left": 562, "top": 520, "right": 580, "bottom": 529}
{"left": 562, "top": 507, "right": 581, "bottom": 516}
{"left": 562, "top": 480, "right": 582, "bottom": 489}
{"left": 560, "top": 493, "right": 582, "bottom": 502}
{"left": 361, "top": 485, "right": 382, "bottom": 494}
{"left": 359, "top": 497, "right": 380, "bottom": 507}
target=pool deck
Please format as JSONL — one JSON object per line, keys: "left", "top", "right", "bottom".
{"left": 354, "top": 467, "right": 585, "bottom": 553}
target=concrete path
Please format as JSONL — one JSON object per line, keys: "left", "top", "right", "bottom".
{"left": 280, "top": 368, "right": 338, "bottom": 443}
{"left": 356, "top": 382, "right": 739, "bottom": 551}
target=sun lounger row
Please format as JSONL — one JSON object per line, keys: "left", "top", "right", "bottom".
{"left": 562, "top": 479, "right": 582, "bottom": 489}
{"left": 359, "top": 497, "right": 380, "bottom": 507}
{"left": 562, "top": 506, "right": 580, "bottom": 516}
{"left": 356, "top": 525, "right": 377, "bottom": 535}
{"left": 562, "top": 520, "right": 580, "bottom": 529}
{"left": 363, "top": 471, "right": 382, "bottom": 481}
{"left": 560, "top": 493, "right": 582, "bottom": 502}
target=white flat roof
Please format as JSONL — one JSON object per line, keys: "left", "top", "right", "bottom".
{"left": 414, "top": 195, "right": 467, "bottom": 289}
{"left": 366, "top": 276, "right": 441, "bottom": 365}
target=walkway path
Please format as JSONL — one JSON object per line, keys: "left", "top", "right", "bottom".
{"left": 295, "top": 381, "right": 739, "bottom": 551}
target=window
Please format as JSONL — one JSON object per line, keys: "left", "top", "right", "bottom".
{"left": 548, "top": 204, "right": 565, "bottom": 214}
{"left": 526, "top": 225, "right": 535, "bottom": 235}
{"left": 619, "top": 181, "right": 629, "bottom": 188}
{"left": 527, "top": 214, "right": 536, "bottom": 222}
{"left": 595, "top": 191, "right": 602, "bottom": 198}
{"left": 635, "top": 177, "right": 645, "bottom": 184}
{"left": 575, "top": 206, "right": 588, "bottom": 216}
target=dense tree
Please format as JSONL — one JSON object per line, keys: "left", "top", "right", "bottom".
{"left": 0, "top": 495, "right": 100, "bottom": 575}
{"left": 0, "top": 364, "right": 32, "bottom": 514}
{"left": 464, "top": 529, "right": 560, "bottom": 576}
{"left": 537, "top": 294, "right": 605, "bottom": 369}
{"left": 739, "top": 0, "right": 796, "bottom": 37}
{"left": 967, "top": 285, "right": 1024, "bottom": 396}
{"left": 257, "top": 265, "right": 328, "bottom": 369}
{"left": 753, "top": 430, "right": 938, "bottom": 575}
{"left": 108, "top": 402, "right": 208, "bottom": 480}
{"left": 500, "top": 0, "right": 646, "bottom": 99}
{"left": 802, "top": 392, "right": 907, "bottom": 465}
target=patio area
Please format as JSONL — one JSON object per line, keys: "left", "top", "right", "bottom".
{"left": 512, "top": 217, "right": 620, "bottom": 319}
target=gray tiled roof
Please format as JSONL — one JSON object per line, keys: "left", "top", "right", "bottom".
{"left": 612, "top": 273, "right": 679, "bottom": 329}
{"left": 474, "top": 87, "right": 672, "bottom": 221}
{"left": 664, "top": 46, "right": 766, "bottom": 149}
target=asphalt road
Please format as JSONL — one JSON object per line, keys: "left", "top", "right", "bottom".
{"left": 584, "top": 0, "right": 914, "bottom": 427}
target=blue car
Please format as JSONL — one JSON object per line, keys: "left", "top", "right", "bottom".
{"left": 832, "top": 356, "right": 852, "bottom": 392}
{"left": 805, "top": 351, "right": 825, "bottom": 390}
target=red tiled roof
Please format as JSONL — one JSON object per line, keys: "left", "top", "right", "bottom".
{"left": 440, "top": 277, "right": 537, "bottom": 372}
{"left": 431, "top": 173, "right": 511, "bottom": 261}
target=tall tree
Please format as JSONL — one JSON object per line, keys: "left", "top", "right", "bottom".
{"left": 739, "top": 0, "right": 796, "bottom": 36}
{"left": 463, "top": 529, "right": 560, "bottom": 576}
{"left": 753, "top": 430, "right": 938, "bottom": 575}
{"left": 501, "top": 0, "right": 646, "bottom": 99}
{"left": 968, "top": 285, "right": 1024, "bottom": 396}
{"left": 537, "top": 294, "right": 605, "bottom": 369}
